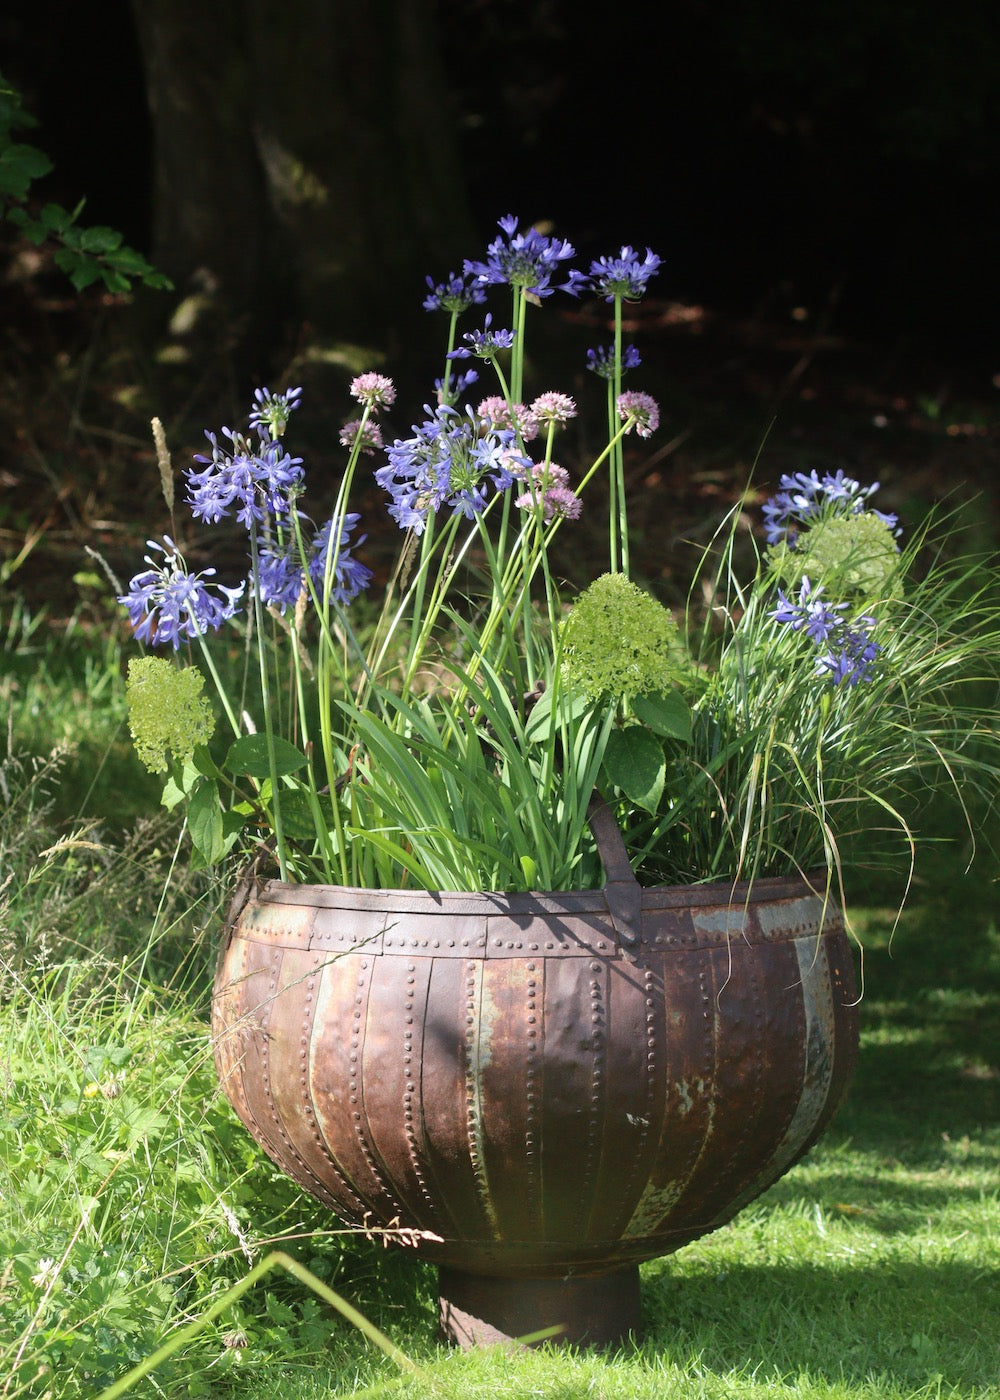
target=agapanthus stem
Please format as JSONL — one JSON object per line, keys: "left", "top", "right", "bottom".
{"left": 248, "top": 525, "right": 289, "bottom": 881}
{"left": 611, "top": 295, "right": 629, "bottom": 575}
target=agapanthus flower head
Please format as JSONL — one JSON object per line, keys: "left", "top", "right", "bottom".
{"left": 515, "top": 463, "right": 582, "bottom": 522}
{"left": 248, "top": 385, "right": 302, "bottom": 440}
{"left": 258, "top": 514, "right": 372, "bottom": 611}
{"left": 815, "top": 619, "right": 881, "bottom": 687}
{"left": 587, "top": 344, "right": 641, "bottom": 380}
{"left": 339, "top": 418, "right": 384, "bottom": 456}
{"left": 119, "top": 536, "right": 244, "bottom": 649}
{"left": 476, "top": 396, "right": 539, "bottom": 441}
{"left": 770, "top": 576, "right": 880, "bottom": 687}
{"left": 616, "top": 390, "right": 660, "bottom": 438}
{"left": 309, "top": 513, "right": 374, "bottom": 604}
{"left": 584, "top": 246, "right": 662, "bottom": 302}
{"left": 529, "top": 391, "right": 577, "bottom": 428}
{"left": 126, "top": 657, "right": 214, "bottom": 773}
{"left": 376, "top": 405, "right": 529, "bottom": 533}
{"left": 423, "top": 270, "right": 488, "bottom": 315}
{"left": 435, "top": 367, "right": 479, "bottom": 408}
{"left": 561, "top": 572, "right": 681, "bottom": 702}
{"left": 763, "top": 469, "right": 899, "bottom": 548}
{"left": 187, "top": 428, "right": 304, "bottom": 528}
{"left": 464, "top": 214, "right": 581, "bottom": 299}
{"left": 350, "top": 372, "right": 396, "bottom": 410}
{"left": 448, "top": 313, "right": 516, "bottom": 360}
{"left": 769, "top": 577, "right": 848, "bottom": 645}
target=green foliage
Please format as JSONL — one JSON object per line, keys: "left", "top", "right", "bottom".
{"left": 3, "top": 530, "right": 999, "bottom": 1400}
{"left": 771, "top": 511, "right": 905, "bottom": 600}
{"left": 126, "top": 658, "right": 215, "bottom": 774}
{"left": 0, "top": 963, "right": 393, "bottom": 1397}
{"left": 0, "top": 69, "right": 171, "bottom": 295}
{"left": 605, "top": 505, "right": 1000, "bottom": 890}
{"left": 561, "top": 571, "right": 687, "bottom": 702}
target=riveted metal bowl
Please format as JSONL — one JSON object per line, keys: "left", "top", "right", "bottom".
{"left": 212, "top": 806, "right": 858, "bottom": 1346}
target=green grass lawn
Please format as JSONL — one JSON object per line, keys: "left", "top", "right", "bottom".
{"left": 2, "top": 613, "right": 998, "bottom": 1400}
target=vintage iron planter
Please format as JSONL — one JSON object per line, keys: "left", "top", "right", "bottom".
{"left": 212, "top": 805, "right": 859, "bottom": 1348}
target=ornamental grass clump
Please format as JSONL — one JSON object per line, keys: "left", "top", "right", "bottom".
{"left": 118, "top": 216, "right": 1000, "bottom": 908}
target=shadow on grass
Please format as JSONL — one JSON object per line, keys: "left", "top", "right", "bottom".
{"left": 641, "top": 1257, "right": 997, "bottom": 1393}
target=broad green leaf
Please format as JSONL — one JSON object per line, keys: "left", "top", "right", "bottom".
{"left": 0, "top": 142, "right": 52, "bottom": 197}
{"left": 191, "top": 743, "right": 223, "bottom": 780}
{"left": 603, "top": 724, "right": 665, "bottom": 814}
{"left": 187, "top": 778, "right": 224, "bottom": 864}
{"left": 632, "top": 689, "right": 693, "bottom": 743}
{"left": 78, "top": 224, "right": 123, "bottom": 254}
{"left": 225, "top": 733, "right": 307, "bottom": 779}
{"left": 40, "top": 202, "right": 72, "bottom": 232}
{"left": 160, "top": 756, "right": 201, "bottom": 811}
{"left": 277, "top": 787, "right": 321, "bottom": 842}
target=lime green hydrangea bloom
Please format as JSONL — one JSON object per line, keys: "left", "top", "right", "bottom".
{"left": 774, "top": 512, "right": 902, "bottom": 600}
{"left": 561, "top": 572, "right": 683, "bottom": 702}
{"left": 126, "top": 657, "right": 214, "bottom": 773}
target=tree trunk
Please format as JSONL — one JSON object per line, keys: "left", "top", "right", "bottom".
{"left": 129, "top": 0, "right": 475, "bottom": 364}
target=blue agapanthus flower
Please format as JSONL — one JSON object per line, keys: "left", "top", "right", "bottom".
{"left": 770, "top": 577, "right": 880, "bottom": 686}
{"left": 816, "top": 621, "right": 881, "bottom": 687}
{"left": 423, "top": 271, "right": 488, "bottom": 315}
{"left": 586, "top": 343, "right": 642, "bottom": 380}
{"left": 770, "top": 577, "right": 848, "bottom": 645}
{"left": 376, "top": 405, "right": 529, "bottom": 533}
{"left": 119, "top": 537, "right": 245, "bottom": 650}
{"left": 447, "top": 314, "right": 516, "bottom": 361}
{"left": 763, "top": 469, "right": 899, "bottom": 547}
{"left": 258, "top": 513, "right": 372, "bottom": 611}
{"left": 582, "top": 246, "right": 662, "bottom": 301}
{"left": 248, "top": 384, "right": 302, "bottom": 439}
{"left": 187, "top": 427, "right": 304, "bottom": 528}
{"left": 464, "top": 214, "right": 581, "bottom": 299}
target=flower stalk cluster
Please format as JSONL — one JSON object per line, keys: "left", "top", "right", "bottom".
{"left": 117, "top": 215, "right": 1000, "bottom": 901}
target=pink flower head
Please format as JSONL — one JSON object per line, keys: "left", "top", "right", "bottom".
{"left": 339, "top": 418, "right": 385, "bottom": 456}
{"left": 515, "top": 463, "right": 582, "bottom": 521}
{"left": 616, "top": 390, "right": 660, "bottom": 438}
{"left": 529, "top": 391, "right": 577, "bottom": 428}
{"left": 350, "top": 372, "right": 396, "bottom": 410}
{"left": 476, "top": 397, "right": 539, "bottom": 442}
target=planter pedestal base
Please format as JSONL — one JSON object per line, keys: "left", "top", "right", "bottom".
{"left": 438, "top": 1265, "right": 641, "bottom": 1350}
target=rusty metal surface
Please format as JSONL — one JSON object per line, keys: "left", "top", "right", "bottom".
{"left": 438, "top": 1264, "right": 641, "bottom": 1348}
{"left": 212, "top": 824, "right": 859, "bottom": 1285}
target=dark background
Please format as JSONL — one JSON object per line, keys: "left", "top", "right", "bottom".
{"left": 2, "top": 0, "right": 998, "bottom": 606}
{"left": 4, "top": 0, "right": 998, "bottom": 362}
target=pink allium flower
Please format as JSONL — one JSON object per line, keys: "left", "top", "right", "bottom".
{"left": 515, "top": 463, "right": 581, "bottom": 520}
{"left": 350, "top": 372, "right": 396, "bottom": 410}
{"left": 476, "top": 397, "right": 539, "bottom": 441}
{"left": 616, "top": 390, "right": 660, "bottom": 438}
{"left": 530, "top": 391, "right": 577, "bottom": 427}
{"left": 339, "top": 419, "right": 384, "bottom": 456}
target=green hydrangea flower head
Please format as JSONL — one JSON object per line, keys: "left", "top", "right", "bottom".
{"left": 561, "top": 572, "right": 682, "bottom": 701}
{"left": 126, "top": 657, "right": 214, "bottom": 773}
{"left": 775, "top": 512, "right": 902, "bottom": 600}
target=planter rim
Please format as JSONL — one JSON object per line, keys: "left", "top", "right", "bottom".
{"left": 241, "top": 866, "right": 835, "bottom": 911}
{"left": 225, "top": 808, "right": 842, "bottom": 956}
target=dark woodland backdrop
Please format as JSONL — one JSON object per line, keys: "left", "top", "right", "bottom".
{"left": 4, "top": 0, "right": 998, "bottom": 366}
